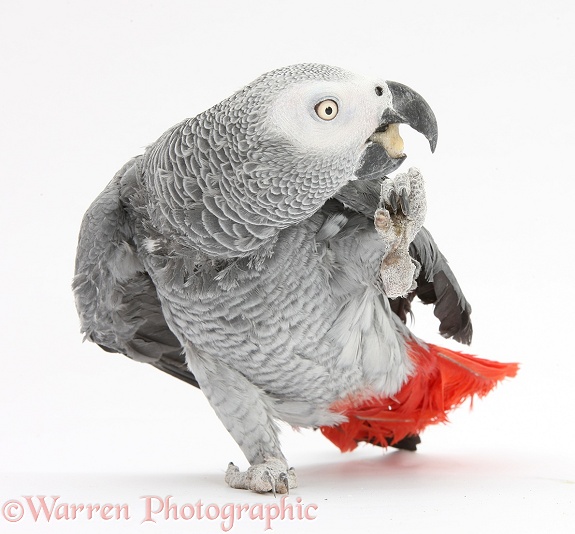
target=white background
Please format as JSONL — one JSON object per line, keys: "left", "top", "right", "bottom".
{"left": 1, "top": 0, "right": 574, "bottom": 532}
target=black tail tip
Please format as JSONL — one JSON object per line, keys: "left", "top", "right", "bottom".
{"left": 387, "top": 434, "right": 421, "bottom": 452}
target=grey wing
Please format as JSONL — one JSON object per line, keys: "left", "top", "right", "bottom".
{"left": 405, "top": 227, "right": 472, "bottom": 344}
{"left": 72, "top": 159, "right": 199, "bottom": 387}
{"left": 333, "top": 179, "right": 473, "bottom": 345}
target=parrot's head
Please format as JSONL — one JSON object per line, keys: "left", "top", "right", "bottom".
{"left": 191, "top": 64, "right": 437, "bottom": 227}
{"left": 254, "top": 64, "right": 438, "bottom": 181}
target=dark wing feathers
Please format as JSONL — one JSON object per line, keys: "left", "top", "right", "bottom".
{"left": 334, "top": 179, "right": 473, "bottom": 345}
{"left": 72, "top": 160, "right": 199, "bottom": 388}
{"left": 409, "top": 227, "right": 473, "bottom": 344}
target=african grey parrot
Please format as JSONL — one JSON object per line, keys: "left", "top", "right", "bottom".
{"left": 73, "top": 64, "right": 517, "bottom": 494}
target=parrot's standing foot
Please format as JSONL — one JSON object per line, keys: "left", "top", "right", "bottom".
{"left": 225, "top": 458, "right": 297, "bottom": 495}
{"left": 375, "top": 167, "right": 426, "bottom": 298}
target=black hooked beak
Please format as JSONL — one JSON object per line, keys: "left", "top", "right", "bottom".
{"left": 355, "top": 81, "right": 438, "bottom": 180}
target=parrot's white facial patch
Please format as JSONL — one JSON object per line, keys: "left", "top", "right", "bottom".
{"left": 267, "top": 75, "right": 393, "bottom": 157}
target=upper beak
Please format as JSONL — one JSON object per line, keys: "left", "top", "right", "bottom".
{"left": 355, "top": 81, "right": 438, "bottom": 180}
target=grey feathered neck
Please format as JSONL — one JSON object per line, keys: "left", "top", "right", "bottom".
{"left": 134, "top": 64, "right": 357, "bottom": 259}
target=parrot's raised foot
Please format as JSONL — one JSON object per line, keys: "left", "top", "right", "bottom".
{"left": 375, "top": 167, "right": 426, "bottom": 298}
{"left": 225, "top": 458, "right": 297, "bottom": 495}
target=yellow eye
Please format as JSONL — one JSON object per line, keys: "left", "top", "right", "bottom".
{"left": 315, "top": 99, "right": 338, "bottom": 121}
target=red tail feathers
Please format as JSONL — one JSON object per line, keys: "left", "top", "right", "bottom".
{"left": 320, "top": 341, "right": 519, "bottom": 452}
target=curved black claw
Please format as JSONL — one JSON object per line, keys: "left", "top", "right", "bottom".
{"left": 399, "top": 189, "right": 411, "bottom": 217}
{"left": 381, "top": 178, "right": 412, "bottom": 217}
{"left": 264, "top": 470, "right": 277, "bottom": 497}
{"left": 388, "top": 190, "right": 399, "bottom": 213}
